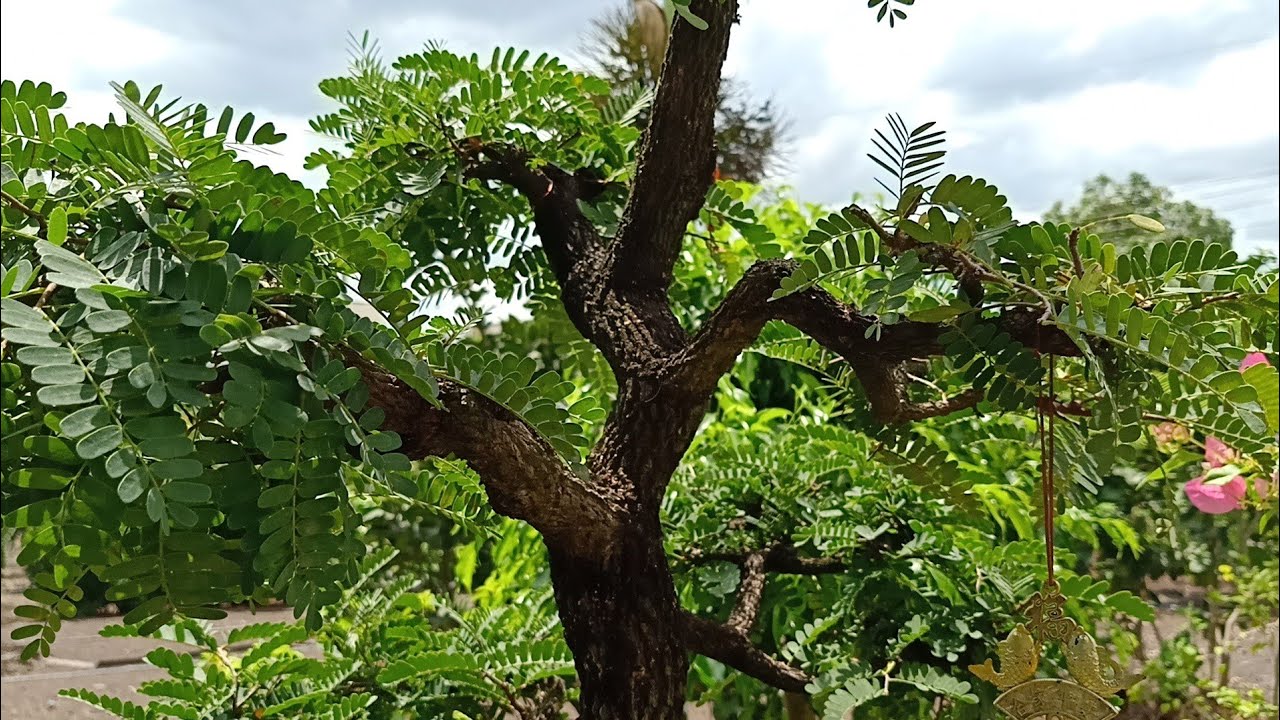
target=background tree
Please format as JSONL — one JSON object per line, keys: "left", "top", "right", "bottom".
{"left": 582, "top": 0, "right": 786, "bottom": 183}
{"left": 1045, "top": 171, "right": 1235, "bottom": 251}
{"left": 3, "top": 2, "right": 1278, "bottom": 719}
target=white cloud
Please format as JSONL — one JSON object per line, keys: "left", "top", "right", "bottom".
{"left": 2, "top": 0, "right": 177, "bottom": 122}
{"left": 997, "top": 38, "right": 1278, "bottom": 158}
{"left": 3, "top": 0, "right": 1276, "bottom": 252}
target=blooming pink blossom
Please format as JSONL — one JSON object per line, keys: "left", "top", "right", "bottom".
{"left": 1203, "top": 436, "right": 1238, "bottom": 468}
{"left": 1185, "top": 475, "right": 1249, "bottom": 514}
{"left": 1182, "top": 352, "right": 1270, "bottom": 514}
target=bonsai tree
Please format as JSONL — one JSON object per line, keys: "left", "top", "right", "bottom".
{"left": 2, "top": 2, "right": 1276, "bottom": 717}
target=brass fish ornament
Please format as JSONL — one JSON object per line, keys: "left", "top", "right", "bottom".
{"left": 969, "top": 581, "right": 1140, "bottom": 720}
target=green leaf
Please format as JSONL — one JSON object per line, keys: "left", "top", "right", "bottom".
{"left": 138, "top": 436, "right": 195, "bottom": 459}
{"left": 251, "top": 121, "right": 286, "bottom": 144}
{"left": 673, "top": 1, "right": 709, "bottom": 30}
{"left": 0, "top": 298, "right": 50, "bottom": 329}
{"left": 908, "top": 301, "right": 970, "bottom": 323}
{"left": 822, "top": 678, "right": 879, "bottom": 720}
{"left": 75, "top": 425, "right": 124, "bottom": 460}
{"left": 25, "top": 435, "right": 79, "bottom": 463}
{"left": 1105, "top": 590, "right": 1156, "bottom": 622}
{"left": 9, "top": 469, "right": 72, "bottom": 490}
{"left": 46, "top": 207, "right": 68, "bottom": 246}
{"left": 377, "top": 651, "right": 480, "bottom": 684}
{"left": 258, "top": 484, "right": 294, "bottom": 508}
{"left": 31, "top": 364, "right": 86, "bottom": 385}
{"left": 124, "top": 415, "right": 185, "bottom": 439}
{"left": 2, "top": 327, "right": 58, "bottom": 346}
{"left": 162, "top": 481, "right": 211, "bottom": 504}
{"left": 84, "top": 310, "right": 131, "bottom": 333}
{"left": 145, "top": 487, "right": 166, "bottom": 522}
{"left": 35, "top": 241, "right": 105, "bottom": 288}
{"left": 118, "top": 470, "right": 147, "bottom": 504}
{"left": 151, "top": 459, "right": 203, "bottom": 480}
{"left": 36, "top": 383, "right": 96, "bottom": 406}
{"left": 3, "top": 498, "right": 61, "bottom": 528}
{"left": 1242, "top": 362, "right": 1279, "bottom": 432}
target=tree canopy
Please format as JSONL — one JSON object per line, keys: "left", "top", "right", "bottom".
{"left": 2, "top": 1, "right": 1278, "bottom": 718}
{"left": 1044, "top": 171, "right": 1235, "bottom": 252}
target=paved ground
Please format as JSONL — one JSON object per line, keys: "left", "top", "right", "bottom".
{"left": 1, "top": 602, "right": 306, "bottom": 719}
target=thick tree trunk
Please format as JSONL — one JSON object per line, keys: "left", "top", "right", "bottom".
{"left": 547, "top": 517, "right": 689, "bottom": 720}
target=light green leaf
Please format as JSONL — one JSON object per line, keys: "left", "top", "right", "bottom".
{"left": 118, "top": 469, "right": 147, "bottom": 504}
{"left": 35, "top": 241, "right": 105, "bottom": 288}
{"left": 145, "top": 487, "right": 166, "bottom": 522}
{"left": 75, "top": 425, "right": 124, "bottom": 460}
{"left": 84, "top": 310, "right": 131, "bottom": 333}
{"left": 47, "top": 207, "right": 68, "bottom": 246}
{"left": 10, "top": 469, "right": 72, "bottom": 490}
{"left": 31, "top": 365, "right": 86, "bottom": 385}
{"left": 36, "top": 383, "right": 95, "bottom": 406}
{"left": 0, "top": 298, "right": 50, "bottom": 329}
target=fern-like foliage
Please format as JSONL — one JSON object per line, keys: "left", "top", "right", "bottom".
{"left": 867, "top": 114, "right": 946, "bottom": 200}
{"left": 0, "top": 71, "right": 522, "bottom": 655}
{"left": 308, "top": 39, "right": 641, "bottom": 310}
{"left": 429, "top": 342, "right": 605, "bottom": 463}
{"left": 57, "top": 544, "right": 573, "bottom": 719}
{"left": 765, "top": 116, "right": 1276, "bottom": 494}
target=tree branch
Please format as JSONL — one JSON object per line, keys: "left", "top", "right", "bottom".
{"left": 683, "top": 612, "right": 812, "bottom": 693}
{"left": 678, "top": 257, "right": 1076, "bottom": 375}
{"left": 853, "top": 362, "right": 983, "bottom": 424}
{"left": 609, "top": 0, "right": 739, "bottom": 293}
{"left": 668, "top": 258, "right": 1078, "bottom": 421}
{"left": 683, "top": 546, "right": 848, "bottom": 575}
{"left": 1, "top": 190, "right": 48, "bottom": 235}
{"left": 1067, "top": 227, "right": 1086, "bottom": 277}
{"left": 356, "top": 359, "right": 624, "bottom": 557}
{"left": 726, "top": 551, "right": 767, "bottom": 634}
{"left": 850, "top": 203, "right": 996, "bottom": 303}
{"left": 462, "top": 144, "right": 604, "bottom": 289}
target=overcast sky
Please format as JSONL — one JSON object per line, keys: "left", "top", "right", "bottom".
{"left": 3, "top": 0, "right": 1276, "bottom": 254}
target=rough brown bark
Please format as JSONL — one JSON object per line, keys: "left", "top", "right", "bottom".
{"left": 363, "top": 370, "right": 625, "bottom": 556}
{"left": 611, "top": 0, "right": 740, "bottom": 295}
{"left": 682, "top": 612, "right": 811, "bottom": 693}
{"left": 548, "top": 518, "right": 688, "bottom": 719}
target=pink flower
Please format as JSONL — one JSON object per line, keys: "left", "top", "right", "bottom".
{"left": 1183, "top": 352, "right": 1271, "bottom": 514}
{"left": 1240, "top": 352, "right": 1270, "bottom": 371}
{"left": 1203, "top": 437, "right": 1238, "bottom": 468}
{"left": 1185, "top": 475, "right": 1249, "bottom": 514}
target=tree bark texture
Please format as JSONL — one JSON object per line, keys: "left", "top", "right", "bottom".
{"left": 547, "top": 518, "right": 688, "bottom": 719}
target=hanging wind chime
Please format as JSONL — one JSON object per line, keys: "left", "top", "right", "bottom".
{"left": 968, "top": 355, "right": 1141, "bottom": 720}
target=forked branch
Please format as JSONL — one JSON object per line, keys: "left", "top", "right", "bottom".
{"left": 355, "top": 359, "right": 624, "bottom": 557}
{"left": 671, "top": 258, "right": 1079, "bottom": 421}
{"left": 609, "top": 0, "right": 740, "bottom": 293}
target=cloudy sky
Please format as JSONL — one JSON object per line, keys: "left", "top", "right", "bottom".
{"left": 3, "top": 0, "right": 1277, "bottom": 254}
